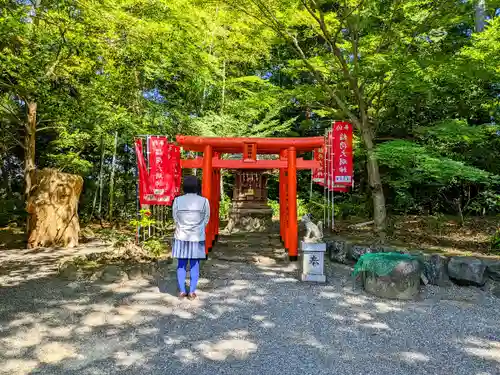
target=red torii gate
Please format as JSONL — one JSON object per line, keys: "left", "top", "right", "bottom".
{"left": 176, "top": 135, "right": 323, "bottom": 261}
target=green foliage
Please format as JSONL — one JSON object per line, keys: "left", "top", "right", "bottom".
{"left": 491, "top": 226, "right": 500, "bottom": 250}
{"left": 1, "top": 0, "right": 500, "bottom": 231}
{"left": 377, "top": 139, "right": 499, "bottom": 215}
{"left": 268, "top": 197, "right": 333, "bottom": 223}
{"left": 268, "top": 199, "right": 280, "bottom": 219}
{"left": 0, "top": 191, "right": 24, "bottom": 226}
{"left": 219, "top": 193, "right": 232, "bottom": 221}
{"left": 129, "top": 209, "right": 156, "bottom": 229}
{"left": 377, "top": 140, "right": 494, "bottom": 188}
{"left": 143, "top": 238, "right": 167, "bottom": 257}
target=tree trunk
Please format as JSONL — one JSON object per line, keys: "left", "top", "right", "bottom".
{"left": 27, "top": 168, "right": 84, "bottom": 248}
{"left": 91, "top": 135, "right": 104, "bottom": 219}
{"left": 97, "top": 136, "right": 105, "bottom": 220}
{"left": 24, "top": 101, "right": 37, "bottom": 235}
{"left": 220, "top": 59, "right": 226, "bottom": 115}
{"left": 108, "top": 131, "right": 118, "bottom": 221}
{"left": 359, "top": 122, "right": 387, "bottom": 237}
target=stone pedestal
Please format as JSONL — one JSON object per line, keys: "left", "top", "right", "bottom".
{"left": 299, "top": 241, "right": 327, "bottom": 283}
{"left": 225, "top": 171, "right": 273, "bottom": 233}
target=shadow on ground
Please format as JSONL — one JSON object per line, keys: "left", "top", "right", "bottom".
{"left": 0, "top": 227, "right": 26, "bottom": 250}
{"left": 0, "top": 233, "right": 499, "bottom": 375}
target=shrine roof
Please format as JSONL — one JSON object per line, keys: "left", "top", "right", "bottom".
{"left": 176, "top": 135, "right": 324, "bottom": 154}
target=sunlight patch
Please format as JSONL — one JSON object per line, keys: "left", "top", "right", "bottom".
{"left": 2, "top": 359, "right": 38, "bottom": 374}
{"left": 360, "top": 321, "right": 390, "bottom": 330}
{"left": 114, "top": 350, "right": 147, "bottom": 368}
{"left": 174, "top": 348, "right": 198, "bottom": 363}
{"left": 344, "top": 295, "right": 368, "bottom": 306}
{"left": 374, "top": 302, "right": 403, "bottom": 313}
{"left": 194, "top": 339, "right": 257, "bottom": 361}
{"left": 36, "top": 341, "right": 81, "bottom": 364}
{"left": 397, "top": 351, "right": 430, "bottom": 364}
{"left": 319, "top": 291, "right": 341, "bottom": 299}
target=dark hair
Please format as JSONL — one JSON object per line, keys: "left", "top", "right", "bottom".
{"left": 183, "top": 175, "right": 200, "bottom": 194}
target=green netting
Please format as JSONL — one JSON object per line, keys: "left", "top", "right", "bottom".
{"left": 352, "top": 252, "right": 421, "bottom": 277}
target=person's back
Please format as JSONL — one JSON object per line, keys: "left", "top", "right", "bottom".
{"left": 173, "top": 193, "right": 209, "bottom": 242}
{"left": 171, "top": 176, "right": 210, "bottom": 300}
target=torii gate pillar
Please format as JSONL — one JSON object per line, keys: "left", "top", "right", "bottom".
{"left": 287, "top": 147, "right": 298, "bottom": 261}
{"left": 202, "top": 144, "right": 213, "bottom": 254}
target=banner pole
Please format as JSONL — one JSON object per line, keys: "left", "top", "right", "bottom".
{"left": 135, "top": 141, "right": 140, "bottom": 243}
{"left": 331, "top": 123, "right": 335, "bottom": 231}
{"left": 309, "top": 169, "right": 313, "bottom": 200}
{"left": 323, "top": 131, "right": 326, "bottom": 229}
{"left": 325, "top": 129, "right": 330, "bottom": 228}
{"left": 146, "top": 136, "right": 151, "bottom": 240}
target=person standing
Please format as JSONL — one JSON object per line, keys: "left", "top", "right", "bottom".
{"left": 172, "top": 176, "right": 210, "bottom": 300}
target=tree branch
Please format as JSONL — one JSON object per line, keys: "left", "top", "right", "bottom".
{"left": 227, "top": 0, "right": 362, "bottom": 128}
{"left": 0, "top": 103, "right": 22, "bottom": 122}
{"left": 36, "top": 126, "right": 63, "bottom": 132}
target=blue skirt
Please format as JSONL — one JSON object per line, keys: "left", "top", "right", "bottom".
{"left": 172, "top": 239, "right": 206, "bottom": 259}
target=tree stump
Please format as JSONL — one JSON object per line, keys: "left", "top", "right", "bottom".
{"left": 27, "top": 168, "right": 84, "bottom": 249}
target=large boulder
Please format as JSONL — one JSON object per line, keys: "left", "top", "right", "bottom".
{"left": 349, "top": 245, "right": 373, "bottom": 260}
{"left": 422, "top": 254, "right": 451, "bottom": 286}
{"left": 327, "top": 239, "right": 349, "bottom": 264}
{"left": 485, "top": 260, "right": 500, "bottom": 281}
{"left": 488, "top": 281, "right": 500, "bottom": 298}
{"left": 448, "top": 257, "right": 486, "bottom": 286}
{"left": 360, "top": 257, "right": 421, "bottom": 300}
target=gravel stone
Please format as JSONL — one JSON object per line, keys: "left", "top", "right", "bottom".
{"left": 1, "top": 236, "right": 499, "bottom": 375}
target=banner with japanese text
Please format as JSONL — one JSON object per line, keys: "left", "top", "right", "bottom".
{"left": 312, "top": 146, "right": 325, "bottom": 184}
{"left": 326, "top": 128, "right": 350, "bottom": 192}
{"left": 134, "top": 137, "right": 181, "bottom": 206}
{"left": 332, "top": 121, "right": 354, "bottom": 187}
{"left": 311, "top": 122, "right": 353, "bottom": 192}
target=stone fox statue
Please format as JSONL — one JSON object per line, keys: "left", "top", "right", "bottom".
{"left": 301, "top": 214, "right": 323, "bottom": 242}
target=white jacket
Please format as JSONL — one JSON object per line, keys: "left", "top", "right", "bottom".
{"left": 172, "top": 193, "right": 210, "bottom": 242}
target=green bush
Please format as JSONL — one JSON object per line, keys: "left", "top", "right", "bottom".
{"left": 219, "top": 193, "right": 232, "bottom": 220}
{"left": 0, "top": 191, "right": 24, "bottom": 227}
{"left": 143, "top": 238, "right": 167, "bottom": 257}
{"left": 267, "top": 198, "right": 330, "bottom": 222}
{"left": 491, "top": 228, "right": 500, "bottom": 251}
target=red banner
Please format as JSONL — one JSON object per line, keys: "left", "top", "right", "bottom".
{"left": 312, "top": 146, "right": 325, "bottom": 184}
{"left": 135, "top": 138, "right": 150, "bottom": 203}
{"left": 311, "top": 121, "right": 353, "bottom": 192}
{"left": 332, "top": 121, "right": 353, "bottom": 186}
{"left": 135, "top": 137, "right": 180, "bottom": 206}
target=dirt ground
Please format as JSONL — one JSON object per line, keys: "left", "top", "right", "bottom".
{"left": 1, "top": 214, "right": 498, "bottom": 258}
{"left": 330, "top": 215, "right": 499, "bottom": 257}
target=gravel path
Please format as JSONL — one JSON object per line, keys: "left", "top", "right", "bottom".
{"left": 0, "top": 235, "right": 499, "bottom": 375}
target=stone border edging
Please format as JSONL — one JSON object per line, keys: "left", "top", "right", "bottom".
{"left": 326, "top": 238, "right": 500, "bottom": 295}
